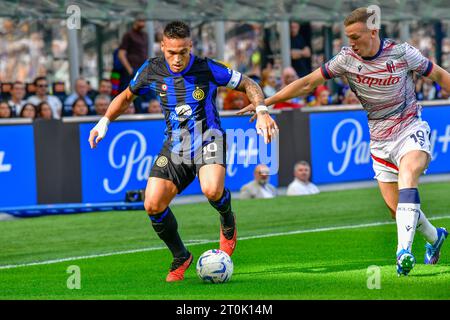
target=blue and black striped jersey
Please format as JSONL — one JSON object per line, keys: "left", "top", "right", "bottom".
{"left": 129, "top": 54, "right": 242, "bottom": 154}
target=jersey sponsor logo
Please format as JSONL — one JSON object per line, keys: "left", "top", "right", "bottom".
{"left": 170, "top": 104, "right": 193, "bottom": 122}
{"left": 356, "top": 74, "right": 400, "bottom": 87}
{"left": 192, "top": 87, "right": 205, "bottom": 101}
{"left": 156, "top": 155, "right": 168, "bottom": 168}
{"left": 175, "top": 104, "right": 192, "bottom": 117}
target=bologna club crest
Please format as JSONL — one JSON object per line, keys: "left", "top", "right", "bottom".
{"left": 386, "top": 60, "right": 396, "bottom": 73}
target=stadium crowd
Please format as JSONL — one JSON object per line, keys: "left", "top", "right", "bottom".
{"left": 1, "top": 19, "right": 450, "bottom": 120}
{"left": 1, "top": 63, "right": 449, "bottom": 120}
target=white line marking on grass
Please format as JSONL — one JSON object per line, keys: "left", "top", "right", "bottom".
{"left": 1, "top": 215, "right": 449, "bottom": 270}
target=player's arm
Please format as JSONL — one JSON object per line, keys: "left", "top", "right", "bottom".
{"left": 235, "top": 75, "right": 279, "bottom": 144}
{"left": 237, "top": 68, "right": 325, "bottom": 115}
{"left": 426, "top": 63, "right": 450, "bottom": 93}
{"left": 88, "top": 88, "right": 135, "bottom": 149}
{"left": 266, "top": 68, "right": 325, "bottom": 106}
{"left": 89, "top": 59, "right": 150, "bottom": 149}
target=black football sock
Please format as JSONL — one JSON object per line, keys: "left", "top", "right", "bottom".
{"left": 209, "top": 188, "right": 235, "bottom": 229}
{"left": 149, "top": 207, "right": 189, "bottom": 260}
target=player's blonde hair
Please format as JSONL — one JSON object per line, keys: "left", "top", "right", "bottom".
{"left": 344, "top": 7, "right": 374, "bottom": 27}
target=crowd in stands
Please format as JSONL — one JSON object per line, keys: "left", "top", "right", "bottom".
{"left": 2, "top": 66, "right": 449, "bottom": 121}
{"left": 1, "top": 18, "right": 450, "bottom": 120}
{"left": 0, "top": 76, "right": 167, "bottom": 120}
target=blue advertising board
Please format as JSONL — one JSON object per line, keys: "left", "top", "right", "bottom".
{"left": 79, "top": 116, "right": 278, "bottom": 203}
{"left": 310, "top": 106, "right": 450, "bottom": 184}
{"left": 0, "top": 125, "right": 37, "bottom": 206}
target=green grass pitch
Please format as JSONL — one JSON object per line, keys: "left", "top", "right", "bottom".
{"left": 1, "top": 182, "right": 449, "bottom": 300}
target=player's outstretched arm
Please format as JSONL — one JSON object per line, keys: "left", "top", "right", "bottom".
{"left": 237, "top": 68, "right": 326, "bottom": 116}
{"left": 427, "top": 63, "right": 450, "bottom": 93}
{"left": 236, "top": 75, "right": 279, "bottom": 144}
{"left": 88, "top": 87, "right": 135, "bottom": 149}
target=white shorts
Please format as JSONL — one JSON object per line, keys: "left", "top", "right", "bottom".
{"left": 370, "top": 120, "right": 432, "bottom": 183}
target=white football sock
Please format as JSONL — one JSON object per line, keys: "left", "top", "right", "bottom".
{"left": 396, "top": 203, "right": 420, "bottom": 254}
{"left": 416, "top": 209, "right": 438, "bottom": 244}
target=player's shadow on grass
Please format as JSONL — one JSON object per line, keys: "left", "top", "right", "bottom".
{"left": 408, "top": 264, "right": 450, "bottom": 278}
{"left": 238, "top": 261, "right": 390, "bottom": 275}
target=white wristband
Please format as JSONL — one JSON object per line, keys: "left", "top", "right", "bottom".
{"left": 255, "top": 105, "right": 268, "bottom": 113}
{"left": 99, "top": 116, "right": 110, "bottom": 127}
{"left": 93, "top": 116, "right": 110, "bottom": 139}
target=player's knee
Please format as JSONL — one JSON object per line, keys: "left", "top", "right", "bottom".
{"left": 144, "top": 199, "right": 166, "bottom": 215}
{"left": 202, "top": 186, "right": 223, "bottom": 201}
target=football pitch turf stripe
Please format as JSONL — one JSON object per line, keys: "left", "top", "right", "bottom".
{"left": 1, "top": 214, "right": 449, "bottom": 271}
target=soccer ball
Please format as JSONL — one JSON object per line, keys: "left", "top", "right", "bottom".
{"left": 196, "top": 249, "right": 233, "bottom": 283}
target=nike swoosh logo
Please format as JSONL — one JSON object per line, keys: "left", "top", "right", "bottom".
{"left": 159, "top": 92, "right": 166, "bottom": 97}
{"left": 406, "top": 226, "right": 412, "bottom": 232}
{"left": 204, "top": 156, "right": 216, "bottom": 161}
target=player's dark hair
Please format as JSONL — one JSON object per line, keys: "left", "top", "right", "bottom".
{"left": 163, "top": 21, "right": 191, "bottom": 39}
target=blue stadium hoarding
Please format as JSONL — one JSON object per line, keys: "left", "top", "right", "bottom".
{"left": 79, "top": 116, "right": 278, "bottom": 203}
{"left": 309, "top": 105, "right": 450, "bottom": 184}
{"left": 0, "top": 125, "right": 37, "bottom": 206}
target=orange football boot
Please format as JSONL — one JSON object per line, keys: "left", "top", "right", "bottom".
{"left": 166, "top": 253, "right": 193, "bottom": 282}
{"left": 220, "top": 214, "right": 237, "bottom": 256}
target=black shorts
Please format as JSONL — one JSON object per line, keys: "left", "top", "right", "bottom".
{"left": 149, "top": 137, "right": 226, "bottom": 194}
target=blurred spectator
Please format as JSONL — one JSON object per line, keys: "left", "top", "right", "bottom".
{"left": 124, "top": 102, "right": 136, "bottom": 115}
{"left": 281, "top": 66, "right": 298, "bottom": 89}
{"left": 118, "top": 15, "right": 148, "bottom": 93}
{"left": 342, "top": 89, "right": 360, "bottom": 105}
{"left": 36, "top": 102, "right": 54, "bottom": 120}
{"left": 8, "top": 81, "right": 26, "bottom": 116}
{"left": 416, "top": 77, "right": 437, "bottom": 101}
{"left": 240, "top": 164, "right": 277, "bottom": 199}
{"left": 290, "top": 21, "right": 312, "bottom": 78}
{"left": 64, "top": 78, "right": 94, "bottom": 116}
{"left": 287, "top": 161, "right": 320, "bottom": 196}
{"left": 261, "top": 67, "right": 278, "bottom": 98}
{"left": 19, "top": 103, "right": 37, "bottom": 120}
{"left": 86, "top": 80, "right": 97, "bottom": 102}
{"left": 147, "top": 99, "right": 162, "bottom": 114}
{"left": 273, "top": 67, "right": 303, "bottom": 109}
{"left": 94, "top": 94, "right": 111, "bottom": 116}
{"left": 312, "top": 85, "right": 331, "bottom": 106}
{"left": 27, "top": 77, "right": 62, "bottom": 119}
{"left": 98, "top": 79, "right": 113, "bottom": 98}
{"left": 71, "top": 98, "right": 89, "bottom": 117}
{"left": 0, "top": 101, "right": 13, "bottom": 118}
{"left": 223, "top": 90, "right": 251, "bottom": 111}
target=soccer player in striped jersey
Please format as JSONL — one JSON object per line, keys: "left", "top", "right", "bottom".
{"left": 239, "top": 7, "right": 449, "bottom": 276}
{"left": 89, "top": 21, "right": 278, "bottom": 281}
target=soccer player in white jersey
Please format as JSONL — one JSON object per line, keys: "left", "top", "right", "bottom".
{"left": 239, "top": 7, "right": 450, "bottom": 276}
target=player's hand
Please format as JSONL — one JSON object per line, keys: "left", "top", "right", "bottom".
{"left": 88, "top": 117, "right": 110, "bottom": 149}
{"left": 255, "top": 111, "right": 279, "bottom": 144}
{"left": 236, "top": 103, "right": 257, "bottom": 122}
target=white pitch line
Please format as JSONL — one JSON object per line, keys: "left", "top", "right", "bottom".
{"left": 1, "top": 215, "right": 449, "bottom": 271}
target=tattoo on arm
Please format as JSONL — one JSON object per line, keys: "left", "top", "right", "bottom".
{"left": 236, "top": 75, "right": 265, "bottom": 107}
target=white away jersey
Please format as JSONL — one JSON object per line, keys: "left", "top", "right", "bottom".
{"left": 321, "top": 38, "right": 434, "bottom": 141}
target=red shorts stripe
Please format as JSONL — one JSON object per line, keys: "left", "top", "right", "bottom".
{"left": 371, "top": 154, "right": 399, "bottom": 171}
